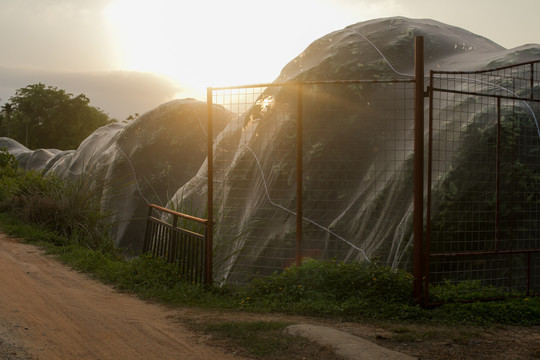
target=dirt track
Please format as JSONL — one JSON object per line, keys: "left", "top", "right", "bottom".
{"left": 0, "top": 234, "right": 244, "bottom": 360}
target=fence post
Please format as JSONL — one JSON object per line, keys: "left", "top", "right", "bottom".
{"left": 168, "top": 213, "right": 178, "bottom": 263}
{"left": 142, "top": 205, "right": 153, "bottom": 253}
{"left": 296, "top": 83, "right": 304, "bottom": 266}
{"left": 413, "top": 36, "right": 425, "bottom": 304}
{"left": 424, "top": 70, "right": 434, "bottom": 305}
{"left": 205, "top": 88, "right": 214, "bottom": 284}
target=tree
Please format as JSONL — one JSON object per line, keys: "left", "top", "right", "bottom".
{"left": 0, "top": 102, "right": 14, "bottom": 137}
{"left": 3, "top": 83, "right": 114, "bottom": 150}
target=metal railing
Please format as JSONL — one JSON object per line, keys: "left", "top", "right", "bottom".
{"left": 142, "top": 204, "right": 212, "bottom": 284}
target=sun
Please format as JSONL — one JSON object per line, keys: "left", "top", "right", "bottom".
{"left": 104, "top": 0, "right": 356, "bottom": 100}
{"left": 104, "top": 0, "right": 283, "bottom": 99}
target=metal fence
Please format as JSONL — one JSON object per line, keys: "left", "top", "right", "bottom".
{"left": 426, "top": 60, "right": 540, "bottom": 303}
{"left": 208, "top": 79, "right": 416, "bottom": 284}
{"left": 143, "top": 204, "right": 211, "bottom": 283}
{"left": 141, "top": 37, "right": 540, "bottom": 304}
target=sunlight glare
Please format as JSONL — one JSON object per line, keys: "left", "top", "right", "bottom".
{"left": 105, "top": 0, "right": 356, "bottom": 100}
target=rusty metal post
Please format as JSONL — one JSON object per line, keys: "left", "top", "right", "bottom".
{"left": 495, "top": 97, "right": 501, "bottom": 251}
{"left": 168, "top": 214, "right": 179, "bottom": 263}
{"left": 531, "top": 63, "right": 535, "bottom": 100}
{"left": 424, "top": 69, "right": 434, "bottom": 304}
{"left": 205, "top": 88, "right": 214, "bottom": 284}
{"left": 413, "top": 36, "right": 425, "bottom": 304}
{"left": 142, "top": 205, "right": 154, "bottom": 253}
{"left": 527, "top": 252, "right": 531, "bottom": 296}
{"left": 296, "top": 83, "right": 304, "bottom": 266}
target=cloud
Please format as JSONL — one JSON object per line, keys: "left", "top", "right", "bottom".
{"left": 0, "top": 0, "right": 119, "bottom": 71}
{"left": 0, "top": 67, "right": 183, "bottom": 120}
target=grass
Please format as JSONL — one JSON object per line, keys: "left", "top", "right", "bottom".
{"left": 186, "top": 321, "right": 343, "bottom": 360}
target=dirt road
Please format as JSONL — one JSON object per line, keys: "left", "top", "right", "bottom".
{"left": 0, "top": 234, "right": 244, "bottom": 360}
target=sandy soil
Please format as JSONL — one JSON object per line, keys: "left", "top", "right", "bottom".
{"left": 1, "top": 233, "right": 539, "bottom": 360}
{"left": 0, "top": 234, "right": 243, "bottom": 360}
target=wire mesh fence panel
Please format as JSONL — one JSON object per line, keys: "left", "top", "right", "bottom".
{"left": 211, "top": 85, "right": 299, "bottom": 284}
{"left": 210, "top": 81, "right": 415, "bottom": 284}
{"left": 427, "top": 60, "right": 540, "bottom": 300}
{"left": 300, "top": 81, "right": 416, "bottom": 268}
{"left": 428, "top": 91, "right": 499, "bottom": 254}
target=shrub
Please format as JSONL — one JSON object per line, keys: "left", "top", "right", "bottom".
{"left": 0, "top": 150, "right": 113, "bottom": 251}
{"left": 248, "top": 259, "right": 413, "bottom": 305}
{"left": 0, "top": 147, "right": 18, "bottom": 174}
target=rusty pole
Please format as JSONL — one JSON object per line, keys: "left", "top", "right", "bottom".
{"left": 413, "top": 36, "right": 425, "bottom": 304}
{"left": 296, "top": 83, "right": 304, "bottom": 266}
{"left": 424, "top": 69, "right": 434, "bottom": 304}
{"left": 495, "top": 97, "right": 501, "bottom": 252}
{"left": 205, "top": 88, "right": 214, "bottom": 284}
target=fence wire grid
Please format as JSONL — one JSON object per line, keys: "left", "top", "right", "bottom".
{"left": 427, "top": 61, "right": 540, "bottom": 301}
{"left": 210, "top": 80, "right": 415, "bottom": 284}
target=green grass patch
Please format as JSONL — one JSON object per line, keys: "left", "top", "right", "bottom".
{"left": 244, "top": 259, "right": 416, "bottom": 320}
{"left": 429, "top": 279, "right": 518, "bottom": 303}
{"left": 191, "top": 321, "right": 343, "bottom": 360}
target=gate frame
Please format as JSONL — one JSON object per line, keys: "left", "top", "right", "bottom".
{"left": 424, "top": 59, "right": 540, "bottom": 305}
{"left": 413, "top": 36, "right": 425, "bottom": 303}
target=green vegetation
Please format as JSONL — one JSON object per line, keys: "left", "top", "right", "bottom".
{"left": 187, "top": 321, "right": 342, "bottom": 360}
{"left": 201, "top": 321, "right": 293, "bottom": 357}
{"left": 246, "top": 259, "right": 414, "bottom": 318}
{"left": 0, "top": 147, "right": 538, "bottom": 341}
{"left": 431, "top": 107, "right": 540, "bottom": 253}
{"left": 0, "top": 148, "right": 114, "bottom": 251}
{"left": 0, "top": 83, "right": 114, "bottom": 149}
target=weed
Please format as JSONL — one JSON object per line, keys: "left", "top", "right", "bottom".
{"left": 0, "top": 149, "right": 114, "bottom": 251}
{"left": 429, "top": 280, "right": 516, "bottom": 303}
{"left": 190, "top": 321, "right": 343, "bottom": 360}
{"left": 246, "top": 258, "right": 414, "bottom": 318}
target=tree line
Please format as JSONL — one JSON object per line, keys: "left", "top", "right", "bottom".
{"left": 0, "top": 83, "right": 114, "bottom": 150}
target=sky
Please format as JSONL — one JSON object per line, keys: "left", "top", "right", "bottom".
{"left": 1, "top": 0, "right": 539, "bottom": 120}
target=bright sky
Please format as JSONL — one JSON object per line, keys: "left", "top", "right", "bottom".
{"left": 1, "top": 0, "right": 539, "bottom": 118}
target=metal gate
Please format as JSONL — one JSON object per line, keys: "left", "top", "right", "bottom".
{"left": 143, "top": 204, "right": 212, "bottom": 284}
{"left": 425, "top": 60, "right": 540, "bottom": 303}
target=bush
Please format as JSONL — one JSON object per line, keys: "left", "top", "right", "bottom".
{"left": 248, "top": 259, "right": 413, "bottom": 306}
{"left": 0, "top": 148, "right": 19, "bottom": 205}
{"left": 0, "top": 147, "right": 18, "bottom": 173}
{"left": 0, "top": 150, "right": 113, "bottom": 251}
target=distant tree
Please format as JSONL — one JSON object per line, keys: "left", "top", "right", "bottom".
{"left": 0, "top": 102, "right": 14, "bottom": 137}
{"left": 3, "top": 83, "right": 114, "bottom": 150}
{"left": 124, "top": 113, "right": 140, "bottom": 122}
